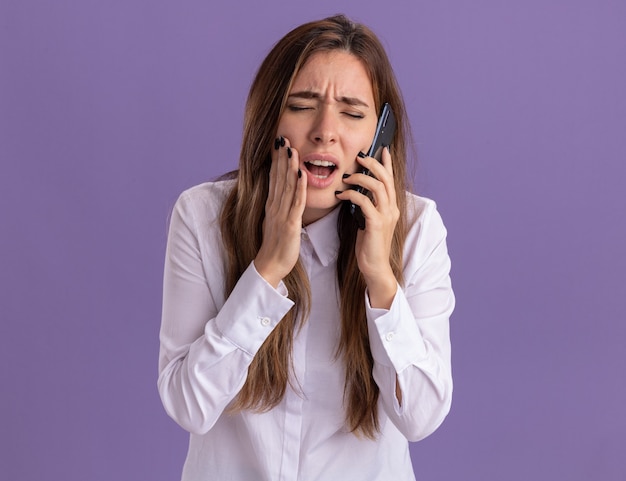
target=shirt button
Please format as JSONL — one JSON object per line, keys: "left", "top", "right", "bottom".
{"left": 301, "top": 231, "right": 309, "bottom": 241}
{"left": 260, "top": 317, "right": 271, "bottom": 327}
{"left": 385, "top": 331, "right": 395, "bottom": 342}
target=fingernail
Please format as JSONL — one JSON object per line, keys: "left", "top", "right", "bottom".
{"left": 280, "top": 136, "right": 285, "bottom": 147}
{"left": 274, "top": 138, "right": 280, "bottom": 150}
{"left": 334, "top": 190, "right": 342, "bottom": 195}
{"left": 357, "top": 151, "right": 366, "bottom": 158}
{"left": 287, "top": 147, "right": 292, "bottom": 158}
{"left": 298, "top": 169, "right": 302, "bottom": 178}
{"left": 342, "top": 173, "right": 350, "bottom": 179}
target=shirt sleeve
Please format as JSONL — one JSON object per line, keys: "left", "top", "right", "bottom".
{"left": 157, "top": 189, "right": 294, "bottom": 435}
{"left": 365, "top": 200, "right": 454, "bottom": 442}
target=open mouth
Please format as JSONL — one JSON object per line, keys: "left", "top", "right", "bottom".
{"left": 304, "top": 160, "right": 337, "bottom": 179}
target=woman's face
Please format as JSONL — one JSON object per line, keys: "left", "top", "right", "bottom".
{"left": 276, "top": 50, "right": 378, "bottom": 225}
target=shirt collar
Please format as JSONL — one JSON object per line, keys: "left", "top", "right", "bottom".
{"left": 302, "top": 206, "right": 340, "bottom": 267}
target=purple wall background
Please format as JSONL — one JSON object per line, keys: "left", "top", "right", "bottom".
{"left": 2, "top": 1, "right": 625, "bottom": 479}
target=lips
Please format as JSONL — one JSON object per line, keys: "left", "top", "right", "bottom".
{"left": 304, "top": 159, "right": 336, "bottom": 179}
{"left": 300, "top": 153, "right": 340, "bottom": 188}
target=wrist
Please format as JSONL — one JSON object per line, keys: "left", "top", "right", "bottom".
{"left": 253, "top": 258, "right": 282, "bottom": 289}
{"left": 364, "top": 271, "right": 397, "bottom": 309}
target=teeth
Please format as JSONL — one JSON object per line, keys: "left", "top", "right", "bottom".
{"left": 313, "top": 174, "right": 329, "bottom": 179}
{"left": 307, "top": 160, "right": 336, "bottom": 167}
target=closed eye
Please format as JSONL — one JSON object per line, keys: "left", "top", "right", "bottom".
{"left": 288, "top": 105, "right": 313, "bottom": 112}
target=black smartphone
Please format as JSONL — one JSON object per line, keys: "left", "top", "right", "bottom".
{"left": 350, "top": 103, "right": 396, "bottom": 229}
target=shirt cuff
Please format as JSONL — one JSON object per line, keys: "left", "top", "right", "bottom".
{"left": 213, "top": 262, "right": 294, "bottom": 355}
{"left": 366, "top": 286, "right": 427, "bottom": 372}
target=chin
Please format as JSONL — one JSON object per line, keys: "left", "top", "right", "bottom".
{"left": 304, "top": 194, "right": 341, "bottom": 223}
{"left": 307, "top": 193, "right": 339, "bottom": 210}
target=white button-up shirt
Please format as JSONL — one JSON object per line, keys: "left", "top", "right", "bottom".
{"left": 158, "top": 181, "right": 454, "bottom": 480}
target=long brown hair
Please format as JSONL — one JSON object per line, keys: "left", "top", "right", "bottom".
{"left": 220, "top": 14, "right": 410, "bottom": 438}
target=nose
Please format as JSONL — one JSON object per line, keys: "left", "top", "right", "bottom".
{"left": 310, "top": 107, "right": 337, "bottom": 145}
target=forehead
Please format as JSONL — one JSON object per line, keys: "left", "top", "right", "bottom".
{"left": 289, "top": 51, "right": 374, "bottom": 101}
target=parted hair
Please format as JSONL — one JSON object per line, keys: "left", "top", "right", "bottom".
{"left": 220, "top": 14, "right": 410, "bottom": 438}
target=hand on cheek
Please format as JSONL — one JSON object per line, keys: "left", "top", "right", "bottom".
{"left": 254, "top": 137, "right": 307, "bottom": 288}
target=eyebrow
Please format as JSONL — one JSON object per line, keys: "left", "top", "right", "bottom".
{"left": 287, "top": 91, "right": 370, "bottom": 108}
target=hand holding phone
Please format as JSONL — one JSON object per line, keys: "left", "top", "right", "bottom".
{"left": 350, "top": 103, "right": 396, "bottom": 229}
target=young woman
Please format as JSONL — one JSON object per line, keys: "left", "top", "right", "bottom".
{"left": 158, "top": 14, "right": 454, "bottom": 480}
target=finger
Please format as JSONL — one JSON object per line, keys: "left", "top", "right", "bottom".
{"left": 352, "top": 150, "right": 396, "bottom": 208}
{"left": 286, "top": 145, "right": 307, "bottom": 226}
{"left": 269, "top": 136, "right": 297, "bottom": 219}
{"left": 266, "top": 136, "right": 285, "bottom": 208}
{"left": 342, "top": 171, "right": 380, "bottom": 192}
{"left": 342, "top": 172, "right": 389, "bottom": 211}
{"left": 276, "top": 139, "right": 300, "bottom": 217}
{"left": 335, "top": 187, "right": 375, "bottom": 212}
{"left": 292, "top": 163, "right": 307, "bottom": 220}
{"left": 273, "top": 138, "right": 291, "bottom": 210}
{"left": 379, "top": 146, "right": 397, "bottom": 204}
{"left": 381, "top": 146, "right": 394, "bottom": 176}
{"left": 355, "top": 151, "right": 392, "bottom": 185}
{"left": 336, "top": 188, "right": 381, "bottom": 228}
